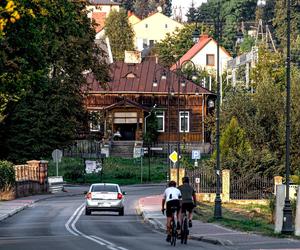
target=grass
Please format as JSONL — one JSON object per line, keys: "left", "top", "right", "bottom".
{"left": 47, "top": 156, "right": 167, "bottom": 185}
{"left": 194, "top": 201, "right": 300, "bottom": 239}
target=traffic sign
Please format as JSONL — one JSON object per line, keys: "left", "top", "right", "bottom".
{"left": 195, "top": 178, "right": 200, "bottom": 184}
{"left": 169, "top": 151, "right": 178, "bottom": 163}
{"left": 52, "top": 149, "right": 62, "bottom": 163}
{"left": 192, "top": 150, "right": 201, "bottom": 160}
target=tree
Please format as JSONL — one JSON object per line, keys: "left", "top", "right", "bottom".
{"left": 186, "top": 1, "right": 197, "bottom": 23}
{"left": 105, "top": 9, "right": 134, "bottom": 61}
{"left": 154, "top": 24, "right": 207, "bottom": 67}
{"left": 162, "top": 0, "right": 171, "bottom": 17}
{"left": 0, "top": 0, "right": 109, "bottom": 162}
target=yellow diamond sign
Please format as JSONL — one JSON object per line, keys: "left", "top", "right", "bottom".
{"left": 169, "top": 151, "right": 178, "bottom": 163}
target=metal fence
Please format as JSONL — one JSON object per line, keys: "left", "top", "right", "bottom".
{"left": 185, "top": 168, "right": 220, "bottom": 193}
{"left": 230, "top": 175, "right": 274, "bottom": 200}
{"left": 63, "top": 140, "right": 102, "bottom": 158}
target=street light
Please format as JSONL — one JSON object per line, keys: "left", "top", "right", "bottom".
{"left": 282, "top": 0, "right": 293, "bottom": 234}
{"left": 213, "top": 0, "right": 222, "bottom": 219}
{"left": 257, "top": 0, "right": 293, "bottom": 234}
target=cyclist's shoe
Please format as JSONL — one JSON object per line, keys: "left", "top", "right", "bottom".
{"left": 189, "top": 220, "right": 192, "bottom": 228}
{"left": 166, "top": 235, "right": 171, "bottom": 242}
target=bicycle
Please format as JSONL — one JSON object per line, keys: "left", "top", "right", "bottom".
{"left": 180, "top": 210, "right": 189, "bottom": 244}
{"left": 170, "top": 206, "right": 179, "bottom": 246}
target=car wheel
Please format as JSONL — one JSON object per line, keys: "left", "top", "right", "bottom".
{"left": 119, "top": 208, "right": 124, "bottom": 216}
{"left": 85, "top": 207, "right": 91, "bottom": 215}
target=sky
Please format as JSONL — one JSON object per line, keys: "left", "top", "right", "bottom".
{"left": 172, "top": 0, "right": 207, "bottom": 21}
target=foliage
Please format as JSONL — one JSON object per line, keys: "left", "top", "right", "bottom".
{"left": 131, "top": 0, "right": 171, "bottom": 19}
{"left": 143, "top": 110, "right": 159, "bottom": 145}
{"left": 48, "top": 156, "right": 167, "bottom": 185}
{"left": 0, "top": 0, "right": 109, "bottom": 162}
{"left": 195, "top": 0, "right": 257, "bottom": 54}
{"left": 0, "top": 0, "right": 21, "bottom": 36}
{"left": 238, "top": 34, "right": 255, "bottom": 54}
{"left": 154, "top": 24, "right": 211, "bottom": 67}
{"left": 105, "top": 9, "right": 134, "bottom": 61}
{"left": 0, "top": 160, "right": 15, "bottom": 191}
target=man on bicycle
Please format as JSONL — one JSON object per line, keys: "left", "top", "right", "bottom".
{"left": 178, "top": 176, "right": 196, "bottom": 228}
{"left": 161, "top": 180, "right": 182, "bottom": 242}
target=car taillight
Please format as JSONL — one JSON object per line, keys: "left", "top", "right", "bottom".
{"left": 117, "top": 193, "right": 123, "bottom": 200}
{"left": 86, "top": 192, "right": 92, "bottom": 200}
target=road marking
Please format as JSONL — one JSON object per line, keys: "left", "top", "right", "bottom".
{"left": 65, "top": 203, "right": 129, "bottom": 250}
{"left": 65, "top": 203, "right": 85, "bottom": 236}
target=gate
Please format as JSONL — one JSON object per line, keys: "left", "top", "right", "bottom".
{"left": 185, "top": 168, "right": 220, "bottom": 193}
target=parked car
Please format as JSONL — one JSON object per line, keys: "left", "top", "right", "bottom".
{"left": 85, "top": 183, "right": 126, "bottom": 216}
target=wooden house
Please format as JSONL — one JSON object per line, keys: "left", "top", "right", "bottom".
{"left": 83, "top": 58, "right": 215, "bottom": 155}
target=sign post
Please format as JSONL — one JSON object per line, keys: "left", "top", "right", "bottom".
{"left": 52, "top": 149, "right": 62, "bottom": 176}
{"left": 192, "top": 150, "right": 201, "bottom": 168}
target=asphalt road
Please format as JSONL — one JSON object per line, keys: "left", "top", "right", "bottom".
{"left": 0, "top": 184, "right": 224, "bottom": 250}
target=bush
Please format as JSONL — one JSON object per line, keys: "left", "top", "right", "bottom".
{"left": 0, "top": 161, "right": 15, "bottom": 191}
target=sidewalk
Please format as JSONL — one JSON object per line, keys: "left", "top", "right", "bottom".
{"left": 138, "top": 195, "right": 300, "bottom": 248}
{"left": 0, "top": 184, "right": 87, "bottom": 223}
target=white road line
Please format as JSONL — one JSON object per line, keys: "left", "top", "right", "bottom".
{"left": 65, "top": 203, "right": 85, "bottom": 236}
{"left": 66, "top": 203, "right": 130, "bottom": 250}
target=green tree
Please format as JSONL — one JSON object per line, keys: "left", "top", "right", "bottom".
{"left": 143, "top": 111, "right": 158, "bottom": 145}
{"left": 105, "top": 9, "right": 134, "bottom": 61}
{"left": 0, "top": 0, "right": 109, "bottom": 162}
{"left": 154, "top": 24, "right": 209, "bottom": 67}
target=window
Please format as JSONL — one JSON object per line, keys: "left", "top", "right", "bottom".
{"left": 145, "top": 24, "right": 148, "bottom": 28}
{"left": 179, "top": 111, "right": 189, "bottom": 132}
{"left": 149, "top": 40, "right": 154, "bottom": 47}
{"left": 156, "top": 111, "right": 165, "bottom": 132}
{"left": 206, "top": 54, "right": 215, "bottom": 66}
{"left": 165, "top": 24, "right": 168, "bottom": 28}
{"left": 143, "top": 38, "right": 148, "bottom": 48}
{"left": 89, "top": 111, "right": 101, "bottom": 132}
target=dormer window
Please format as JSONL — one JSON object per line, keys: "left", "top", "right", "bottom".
{"left": 125, "top": 72, "right": 137, "bottom": 78}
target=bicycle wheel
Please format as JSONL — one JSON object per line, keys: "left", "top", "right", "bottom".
{"left": 171, "top": 219, "right": 177, "bottom": 246}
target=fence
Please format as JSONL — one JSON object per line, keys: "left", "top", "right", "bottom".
{"left": 185, "top": 168, "right": 220, "bottom": 193}
{"left": 14, "top": 160, "right": 48, "bottom": 198}
{"left": 63, "top": 140, "right": 102, "bottom": 158}
{"left": 230, "top": 175, "right": 274, "bottom": 200}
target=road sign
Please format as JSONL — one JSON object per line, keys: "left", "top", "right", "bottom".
{"left": 192, "top": 150, "right": 201, "bottom": 160}
{"left": 52, "top": 149, "right": 62, "bottom": 163}
{"left": 195, "top": 177, "right": 200, "bottom": 184}
{"left": 169, "top": 151, "right": 178, "bottom": 163}
{"left": 133, "top": 148, "right": 144, "bottom": 158}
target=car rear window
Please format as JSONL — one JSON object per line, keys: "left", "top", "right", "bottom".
{"left": 91, "top": 185, "right": 118, "bottom": 192}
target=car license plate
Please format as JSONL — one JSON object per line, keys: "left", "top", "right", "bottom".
{"left": 98, "top": 202, "right": 110, "bottom": 207}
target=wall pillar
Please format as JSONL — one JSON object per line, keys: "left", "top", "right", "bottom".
{"left": 274, "top": 176, "right": 283, "bottom": 195}
{"left": 274, "top": 184, "right": 285, "bottom": 233}
{"left": 170, "top": 168, "right": 185, "bottom": 186}
{"left": 222, "top": 169, "right": 230, "bottom": 202}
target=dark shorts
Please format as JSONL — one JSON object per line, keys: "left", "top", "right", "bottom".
{"left": 181, "top": 202, "right": 194, "bottom": 214}
{"left": 166, "top": 200, "right": 181, "bottom": 217}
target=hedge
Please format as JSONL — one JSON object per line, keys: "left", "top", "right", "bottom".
{"left": 0, "top": 161, "right": 15, "bottom": 191}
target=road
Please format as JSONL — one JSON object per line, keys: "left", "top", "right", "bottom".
{"left": 0, "top": 185, "right": 224, "bottom": 250}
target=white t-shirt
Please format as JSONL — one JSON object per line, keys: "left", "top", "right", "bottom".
{"left": 163, "top": 187, "right": 182, "bottom": 202}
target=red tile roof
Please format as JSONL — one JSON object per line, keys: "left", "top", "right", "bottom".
{"left": 92, "top": 12, "right": 106, "bottom": 33}
{"left": 170, "top": 34, "right": 231, "bottom": 70}
{"left": 85, "top": 58, "right": 214, "bottom": 95}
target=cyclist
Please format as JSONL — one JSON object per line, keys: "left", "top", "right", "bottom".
{"left": 178, "top": 176, "right": 196, "bottom": 228}
{"left": 161, "top": 180, "right": 182, "bottom": 242}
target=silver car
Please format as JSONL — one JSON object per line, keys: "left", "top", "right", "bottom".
{"left": 85, "top": 183, "right": 125, "bottom": 216}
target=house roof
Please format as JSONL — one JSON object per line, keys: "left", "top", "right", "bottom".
{"left": 85, "top": 58, "right": 214, "bottom": 95}
{"left": 88, "top": 0, "right": 120, "bottom": 5}
{"left": 92, "top": 12, "right": 106, "bottom": 33}
{"left": 170, "top": 34, "right": 231, "bottom": 70}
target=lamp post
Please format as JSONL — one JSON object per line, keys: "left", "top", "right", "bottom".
{"left": 282, "top": 0, "right": 293, "bottom": 234}
{"left": 257, "top": 0, "right": 293, "bottom": 234}
{"left": 214, "top": 0, "right": 222, "bottom": 219}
